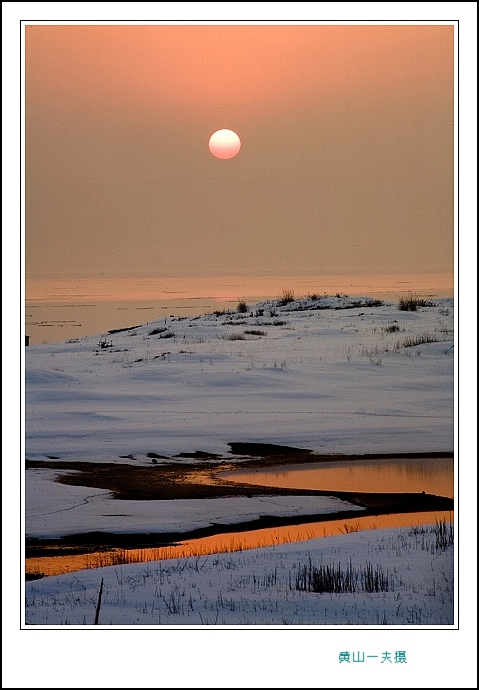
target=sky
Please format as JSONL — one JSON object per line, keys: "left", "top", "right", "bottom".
{"left": 25, "top": 23, "right": 455, "bottom": 281}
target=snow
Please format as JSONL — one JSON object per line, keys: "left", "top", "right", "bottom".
{"left": 25, "top": 295, "right": 454, "bottom": 467}
{"left": 25, "top": 525, "right": 453, "bottom": 627}
{"left": 26, "top": 467, "right": 362, "bottom": 539}
{"left": 21, "top": 293, "right": 458, "bottom": 636}
{"left": 24, "top": 295, "right": 454, "bottom": 545}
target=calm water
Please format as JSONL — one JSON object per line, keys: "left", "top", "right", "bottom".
{"left": 26, "top": 511, "right": 452, "bottom": 579}
{"left": 25, "top": 273, "right": 453, "bottom": 345}
{"left": 26, "top": 457, "right": 454, "bottom": 578}
{"left": 221, "top": 457, "right": 454, "bottom": 498}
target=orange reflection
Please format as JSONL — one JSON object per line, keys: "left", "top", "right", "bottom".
{"left": 222, "top": 457, "right": 454, "bottom": 498}
{"left": 26, "top": 511, "right": 452, "bottom": 579}
{"left": 26, "top": 273, "right": 454, "bottom": 303}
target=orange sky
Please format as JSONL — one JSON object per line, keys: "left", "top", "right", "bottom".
{"left": 25, "top": 23, "right": 454, "bottom": 280}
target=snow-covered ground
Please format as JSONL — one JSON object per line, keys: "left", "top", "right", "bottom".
{"left": 25, "top": 294, "right": 454, "bottom": 465}
{"left": 25, "top": 523, "right": 453, "bottom": 627}
{"left": 26, "top": 467, "right": 363, "bottom": 539}
{"left": 23, "top": 294, "right": 457, "bottom": 631}
{"left": 24, "top": 294, "right": 454, "bottom": 539}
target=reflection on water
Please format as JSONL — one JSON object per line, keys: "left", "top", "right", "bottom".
{"left": 222, "top": 457, "right": 454, "bottom": 498}
{"left": 26, "top": 511, "right": 452, "bottom": 579}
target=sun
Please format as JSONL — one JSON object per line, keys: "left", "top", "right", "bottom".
{"left": 208, "top": 129, "right": 241, "bottom": 159}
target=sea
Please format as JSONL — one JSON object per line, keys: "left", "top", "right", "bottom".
{"left": 25, "top": 272, "right": 454, "bottom": 346}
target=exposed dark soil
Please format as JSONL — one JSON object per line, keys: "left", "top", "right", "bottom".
{"left": 25, "top": 449, "right": 454, "bottom": 558}
{"left": 228, "top": 442, "right": 314, "bottom": 456}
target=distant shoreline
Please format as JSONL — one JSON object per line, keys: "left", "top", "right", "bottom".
{"left": 25, "top": 274, "right": 454, "bottom": 345}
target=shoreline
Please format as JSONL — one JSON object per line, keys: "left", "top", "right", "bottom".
{"left": 25, "top": 450, "right": 454, "bottom": 558}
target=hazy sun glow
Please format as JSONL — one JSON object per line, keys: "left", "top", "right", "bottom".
{"left": 208, "top": 129, "right": 241, "bottom": 159}
{"left": 25, "top": 25, "right": 454, "bottom": 280}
